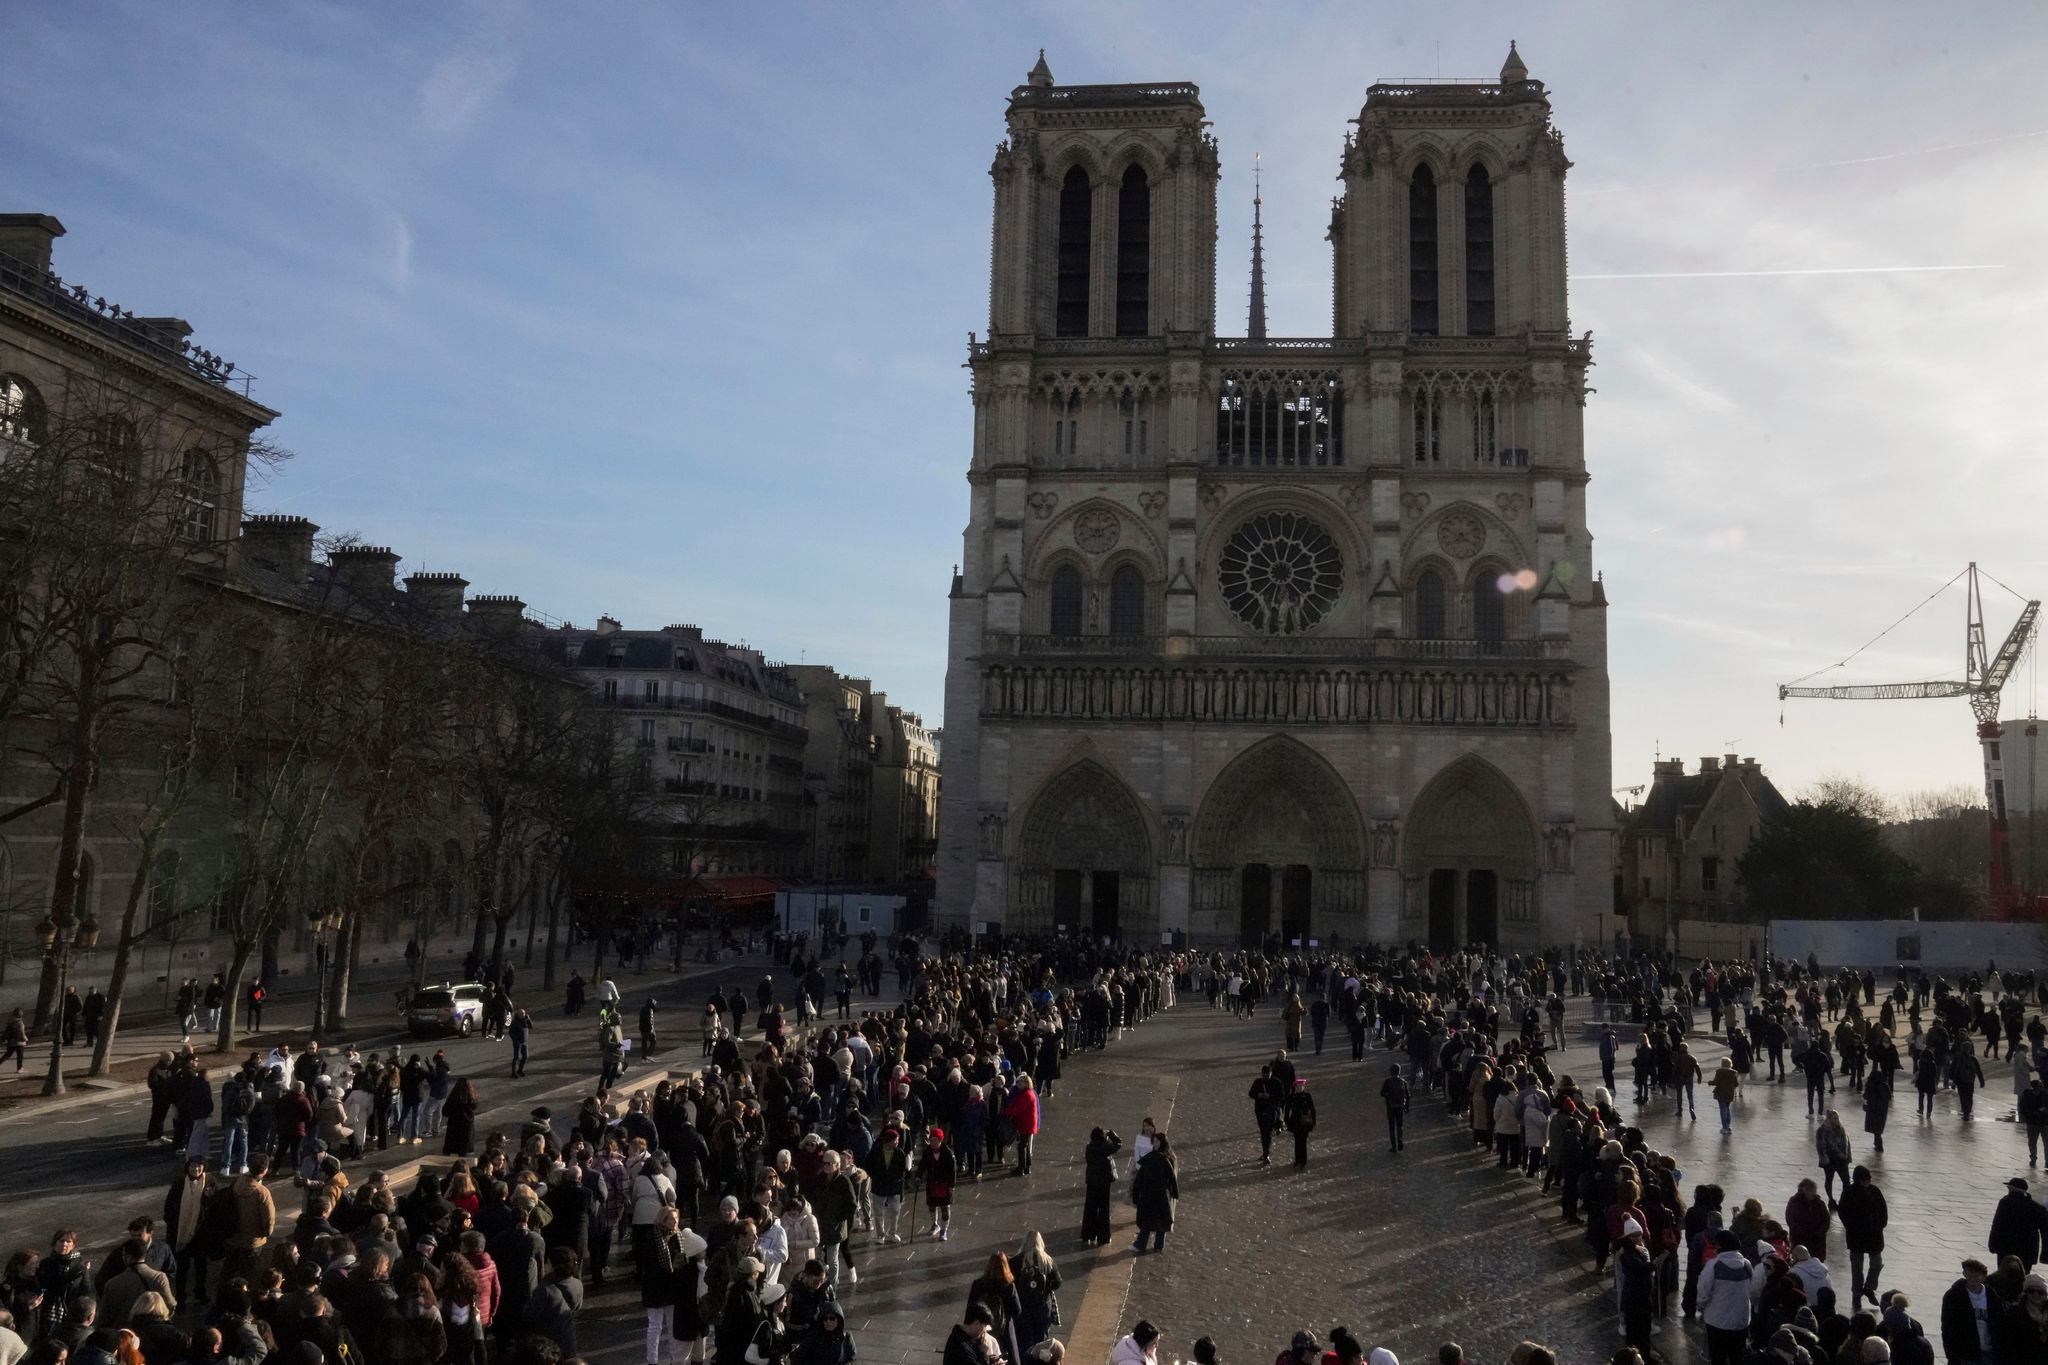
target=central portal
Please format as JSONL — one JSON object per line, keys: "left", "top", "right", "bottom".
{"left": 1193, "top": 736, "right": 1369, "bottom": 946}
{"left": 1091, "top": 870, "right": 1122, "bottom": 941}
{"left": 1239, "top": 863, "right": 1270, "bottom": 946}
{"left": 1280, "top": 864, "right": 1312, "bottom": 946}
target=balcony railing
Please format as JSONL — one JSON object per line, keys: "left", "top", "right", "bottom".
{"left": 988, "top": 633, "right": 1572, "bottom": 662}
{"left": 602, "top": 693, "right": 807, "bottom": 743}
{"left": 0, "top": 250, "right": 256, "bottom": 397}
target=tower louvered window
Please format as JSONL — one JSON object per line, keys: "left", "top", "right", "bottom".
{"left": 1116, "top": 165, "right": 1150, "bottom": 336}
{"left": 1409, "top": 166, "right": 1439, "bottom": 336}
{"left": 1056, "top": 167, "right": 1091, "bottom": 337}
{"left": 1466, "top": 166, "right": 1495, "bottom": 336}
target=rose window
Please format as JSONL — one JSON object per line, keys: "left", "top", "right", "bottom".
{"left": 1218, "top": 511, "right": 1344, "bottom": 635}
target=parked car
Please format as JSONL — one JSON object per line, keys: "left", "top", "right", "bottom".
{"left": 406, "top": 982, "right": 486, "bottom": 1037}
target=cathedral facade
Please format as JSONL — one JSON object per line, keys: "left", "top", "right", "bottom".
{"left": 935, "top": 47, "right": 1614, "bottom": 953}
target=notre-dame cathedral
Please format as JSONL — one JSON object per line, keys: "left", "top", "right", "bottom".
{"left": 935, "top": 46, "right": 1613, "bottom": 953}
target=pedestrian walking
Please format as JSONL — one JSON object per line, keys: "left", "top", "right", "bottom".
{"left": 1991, "top": 1177, "right": 2047, "bottom": 1271}
{"left": 1248, "top": 1064, "right": 1284, "bottom": 1166}
{"left": 1839, "top": 1165, "right": 1889, "bottom": 1311}
{"left": 1381, "top": 1063, "right": 1410, "bottom": 1152}
{"left": 1817, "top": 1109, "right": 1852, "bottom": 1205}
{"left": 1284, "top": 1077, "right": 1318, "bottom": 1169}
{"left": 1131, "top": 1132, "right": 1178, "bottom": 1255}
{"left": 1864, "top": 1068, "right": 1894, "bottom": 1154}
{"left": 1710, "top": 1057, "right": 1741, "bottom": 1134}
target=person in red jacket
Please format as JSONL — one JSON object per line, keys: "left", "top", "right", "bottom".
{"left": 1005, "top": 1076, "right": 1042, "bottom": 1177}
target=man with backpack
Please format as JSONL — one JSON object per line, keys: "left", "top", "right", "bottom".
{"left": 219, "top": 1060, "right": 258, "bottom": 1176}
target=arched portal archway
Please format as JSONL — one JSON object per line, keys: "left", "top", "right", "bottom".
{"left": 1191, "top": 737, "right": 1367, "bottom": 947}
{"left": 1401, "top": 757, "right": 1538, "bottom": 951}
{"left": 1014, "top": 761, "right": 1153, "bottom": 942}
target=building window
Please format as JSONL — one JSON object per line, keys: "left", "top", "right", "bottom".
{"left": 643, "top": 679, "right": 659, "bottom": 702}
{"left": 1409, "top": 165, "right": 1439, "bottom": 336}
{"left": 1473, "top": 570, "right": 1507, "bottom": 644}
{"left": 1215, "top": 373, "right": 1344, "bottom": 467}
{"left": 177, "top": 449, "right": 221, "bottom": 543}
{"left": 639, "top": 719, "right": 655, "bottom": 747}
{"left": 601, "top": 678, "right": 618, "bottom": 702}
{"left": 1056, "top": 165, "right": 1091, "bottom": 337}
{"left": 1116, "top": 164, "right": 1150, "bottom": 336}
{"left": 1049, "top": 564, "right": 1083, "bottom": 637}
{"left": 1701, "top": 856, "right": 1720, "bottom": 893}
{"left": 1472, "top": 392, "right": 1497, "bottom": 464}
{"left": 1109, "top": 564, "right": 1145, "bottom": 637}
{"left": 1413, "top": 568, "right": 1447, "bottom": 638}
{"left": 1465, "top": 165, "right": 1495, "bottom": 336}
{"left": 0, "top": 373, "right": 45, "bottom": 449}
{"left": 1411, "top": 391, "right": 1441, "bottom": 464}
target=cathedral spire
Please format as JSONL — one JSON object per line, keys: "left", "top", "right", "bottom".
{"left": 1247, "top": 152, "right": 1267, "bottom": 340}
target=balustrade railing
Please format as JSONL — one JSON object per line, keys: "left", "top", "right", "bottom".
{"left": 988, "top": 633, "right": 1571, "bottom": 662}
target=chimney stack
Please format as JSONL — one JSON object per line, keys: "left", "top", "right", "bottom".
{"left": 595, "top": 614, "right": 622, "bottom": 636}
{"left": 0, "top": 214, "right": 65, "bottom": 273}
{"left": 328, "top": 545, "right": 400, "bottom": 601}
{"left": 1699, "top": 756, "right": 1720, "bottom": 773}
{"left": 404, "top": 571, "right": 469, "bottom": 621}
{"left": 1652, "top": 758, "right": 1684, "bottom": 777}
{"left": 239, "top": 514, "right": 319, "bottom": 581}
{"left": 468, "top": 594, "right": 527, "bottom": 638}
{"left": 1724, "top": 752, "right": 1740, "bottom": 771}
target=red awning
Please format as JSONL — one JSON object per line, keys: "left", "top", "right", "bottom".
{"left": 686, "top": 875, "right": 786, "bottom": 905}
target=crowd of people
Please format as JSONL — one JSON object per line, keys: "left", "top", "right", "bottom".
{"left": 1186, "top": 946, "right": 2048, "bottom": 1365}
{"left": 0, "top": 929, "right": 1184, "bottom": 1365}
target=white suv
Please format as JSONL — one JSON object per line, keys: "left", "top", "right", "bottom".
{"left": 406, "top": 982, "right": 486, "bottom": 1037}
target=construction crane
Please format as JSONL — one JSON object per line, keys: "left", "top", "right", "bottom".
{"left": 1780, "top": 563, "right": 2043, "bottom": 918}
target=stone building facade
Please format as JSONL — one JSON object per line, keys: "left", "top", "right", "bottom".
{"left": 1620, "top": 755, "right": 1787, "bottom": 951}
{"left": 0, "top": 213, "right": 553, "bottom": 997}
{"left": 936, "top": 48, "right": 1614, "bottom": 951}
{"left": 548, "top": 620, "right": 812, "bottom": 877}
{"left": 787, "top": 665, "right": 942, "bottom": 888}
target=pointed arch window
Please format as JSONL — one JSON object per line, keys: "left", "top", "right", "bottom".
{"left": 1473, "top": 569, "right": 1508, "bottom": 644}
{"left": 1109, "top": 564, "right": 1145, "bottom": 637}
{"left": 1465, "top": 165, "right": 1495, "bottom": 336}
{"left": 1049, "top": 564, "right": 1084, "bottom": 637}
{"left": 1412, "top": 390, "right": 1442, "bottom": 464}
{"left": 178, "top": 448, "right": 221, "bottom": 543}
{"left": 1119, "top": 388, "right": 1150, "bottom": 459}
{"left": 1414, "top": 567, "right": 1447, "bottom": 639}
{"left": 1116, "top": 165, "right": 1150, "bottom": 337}
{"left": 1056, "top": 166, "right": 1092, "bottom": 337}
{"left": 1409, "top": 165, "right": 1439, "bottom": 336}
{"left": 1471, "top": 391, "right": 1497, "bottom": 465}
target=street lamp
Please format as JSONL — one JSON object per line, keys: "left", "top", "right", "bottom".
{"left": 39, "top": 910, "right": 100, "bottom": 1097}
{"left": 307, "top": 904, "right": 344, "bottom": 1042}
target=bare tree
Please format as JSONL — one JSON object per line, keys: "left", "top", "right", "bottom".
{"left": 0, "top": 367, "right": 286, "bottom": 1090}
{"left": 1804, "top": 774, "right": 1895, "bottom": 824}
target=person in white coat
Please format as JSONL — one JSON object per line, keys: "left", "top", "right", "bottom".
{"left": 1520, "top": 1089, "right": 1552, "bottom": 1177}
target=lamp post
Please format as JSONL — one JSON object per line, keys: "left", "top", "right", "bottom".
{"left": 38, "top": 910, "right": 100, "bottom": 1097}
{"left": 307, "top": 904, "right": 344, "bottom": 1043}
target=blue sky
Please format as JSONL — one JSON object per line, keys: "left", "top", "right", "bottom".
{"left": 6, "top": 2, "right": 2047, "bottom": 801}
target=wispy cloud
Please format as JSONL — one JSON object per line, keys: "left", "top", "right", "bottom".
{"left": 1815, "top": 127, "right": 2048, "bottom": 168}
{"left": 388, "top": 212, "right": 413, "bottom": 293}
{"left": 420, "top": 50, "right": 514, "bottom": 136}
{"left": 1573, "top": 265, "right": 2005, "bottom": 281}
